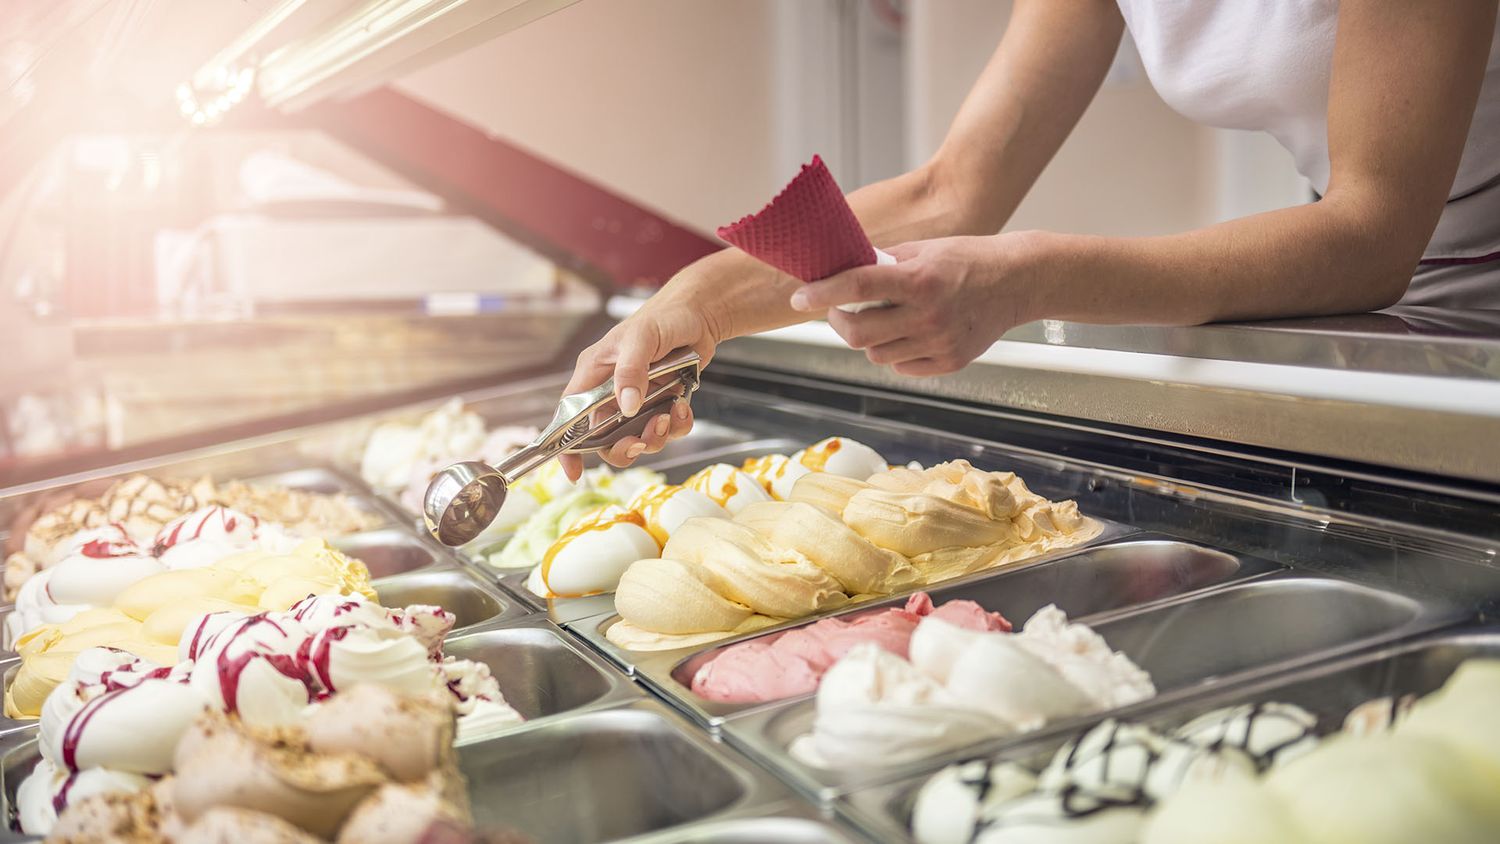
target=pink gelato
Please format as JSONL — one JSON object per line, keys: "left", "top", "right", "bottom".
{"left": 688, "top": 593, "right": 1010, "bottom": 703}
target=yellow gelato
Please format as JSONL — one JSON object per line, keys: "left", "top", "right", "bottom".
{"left": 3, "top": 540, "right": 376, "bottom": 719}
{"left": 608, "top": 459, "right": 1099, "bottom": 651}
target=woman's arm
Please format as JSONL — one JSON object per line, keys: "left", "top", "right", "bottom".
{"left": 563, "top": 0, "right": 1123, "bottom": 472}
{"left": 800, "top": 0, "right": 1497, "bottom": 375}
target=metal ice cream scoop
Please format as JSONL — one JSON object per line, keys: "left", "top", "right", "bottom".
{"left": 423, "top": 347, "right": 702, "bottom": 546}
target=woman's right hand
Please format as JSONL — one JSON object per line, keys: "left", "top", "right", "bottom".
{"left": 558, "top": 277, "right": 727, "bottom": 481}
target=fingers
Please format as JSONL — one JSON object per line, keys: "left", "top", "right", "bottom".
{"left": 612, "top": 324, "right": 659, "bottom": 417}
{"left": 602, "top": 436, "right": 649, "bottom": 468}
{"left": 892, "top": 357, "right": 965, "bottom": 377}
{"left": 559, "top": 453, "right": 584, "bottom": 482}
{"left": 827, "top": 306, "right": 912, "bottom": 350}
{"left": 789, "top": 264, "right": 902, "bottom": 312}
{"left": 864, "top": 336, "right": 931, "bottom": 366}
{"left": 668, "top": 396, "right": 694, "bottom": 439}
{"left": 565, "top": 339, "right": 616, "bottom": 395}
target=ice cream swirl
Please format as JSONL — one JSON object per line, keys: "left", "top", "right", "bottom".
{"left": 608, "top": 458, "right": 1099, "bottom": 651}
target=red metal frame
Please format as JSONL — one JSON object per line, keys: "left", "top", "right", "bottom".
{"left": 284, "top": 87, "right": 721, "bottom": 290}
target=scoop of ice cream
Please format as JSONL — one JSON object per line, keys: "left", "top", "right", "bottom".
{"left": 284, "top": 593, "right": 397, "bottom": 636}
{"left": 910, "top": 760, "right": 1039, "bottom": 844}
{"left": 45, "top": 787, "right": 167, "bottom": 843}
{"left": 188, "top": 614, "right": 313, "bottom": 727}
{"left": 786, "top": 472, "right": 871, "bottom": 516}
{"left": 1396, "top": 658, "right": 1500, "bottom": 769}
{"left": 225, "top": 539, "right": 379, "bottom": 609}
{"left": 490, "top": 489, "right": 614, "bottom": 570}
{"left": 628, "top": 484, "right": 730, "bottom": 545}
{"left": 7, "top": 610, "right": 179, "bottom": 719}
{"left": 44, "top": 528, "right": 163, "bottom": 608}
{"left": 16, "top": 757, "right": 152, "bottom": 835}
{"left": 795, "top": 607, "right": 1151, "bottom": 770}
{"left": 791, "top": 643, "right": 1006, "bottom": 768}
{"left": 1173, "top": 701, "right": 1320, "bottom": 772}
{"left": 1012, "top": 605, "right": 1157, "bottom": 710}
{"left": 115, "top": 567, "right": 252, "bottom": 622}
{"left": 8, "top": 567, "right": 91, "bottom": 639}
{"left": 1141, "top": 779, "right": 1306, "bottom": 844}
{"left": 305, "top": 684, "right": 456, "bottom": 782}
{"left": 791, "top": 437, "right": 888, "bottom": 478}
{"left": 1265, "top": 731, "right": 1500, "bottom": 844}
{"left": 336, "top": 781, "right": 473, "bottom": 844}
{"left": 683, "top": 464, "right": 774, "bottom": 514}
{"left": 172, "top": 711, "right": 389, "bottom": 840}
{"left": 154, "top": 506, "right": 289, "bottom": 569}
{"left": 41, "top": 677, "right": 209, "bottom": 775}
{"left": 361, "top": 399, "right": 488, "bottom": 492}
{"left": 178, "top": 807, "right": 327, "bottom": 844}
{"left": 733, "top": 500, "right": 918, "bottom": 595}
{"left": 690, "top": 593, "right": 1009, "bottom": 703}
{"left": 741, "top": 454, "right": 814, "bottom": 500}
{"left": 613, "top": 557, "right": 758, "bottom": 637}
{"left": 584, "top": 465, "right": 665, "bottom": 503}
{"left": 931, "top": 623, "right": 1100, "bottom": 731}
{"left": 661, "top": 518, "right": 847, "bottom": 618}
{"left": 529, "top": 506, "right": 662, "bottom": 598}
{"left": 304, "top": 623, "right": 441, "bottom": 699}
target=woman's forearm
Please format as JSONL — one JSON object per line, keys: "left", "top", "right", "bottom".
{"left": 1023, "top": 198, "right": 1419, "bottom": 326}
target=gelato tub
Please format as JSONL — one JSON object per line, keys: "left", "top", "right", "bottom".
{"left": 718, "top": 571, "right": 1458, "bottom": 799}
{"left": 840, "top": 626, "right": 1500, "bottom": 843}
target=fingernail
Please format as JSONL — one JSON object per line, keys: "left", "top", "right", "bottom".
{"left": 790, "top": 290, "right": 810, "bottom": 311}
{"left": 673, "top": 398, "right": 690, "bottom": 420}
{"left": 619, "top": 386, "right": 642, "bottom": 417}
{"left": 626, "top": 443, "right": 646, "bottom": 459}
{"left": 654, "top": 415, "right": 669, "bottom": 437}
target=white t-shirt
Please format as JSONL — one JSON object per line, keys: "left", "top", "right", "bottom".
{"left": 1117, "top": 1, "right": 1500, "bottom": 304}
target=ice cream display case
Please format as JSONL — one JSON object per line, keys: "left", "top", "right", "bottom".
{"left": 0, "top": 308, "right": 1497, "bottom": 842}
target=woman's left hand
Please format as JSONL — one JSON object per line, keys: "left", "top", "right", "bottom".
{"left": 789, "top": 234, "right": 1040, "bottom": 376}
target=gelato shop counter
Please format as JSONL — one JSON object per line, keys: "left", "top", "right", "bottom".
{"left": 0, "top": 310, "right": 1497, "bottom": 842}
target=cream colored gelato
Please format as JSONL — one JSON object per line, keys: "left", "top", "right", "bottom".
{"left": 741, "top": 454, "right": 813, "bottom": 500}
{"left": 609, "top": 458, "right": 1098, "bottom": 652}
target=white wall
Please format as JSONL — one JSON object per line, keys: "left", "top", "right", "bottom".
{"left": 397, "top": 0, "right": 1305, "bottom": 239}
{"left": 395, "top": 0, "right": 781, "bottom": 234}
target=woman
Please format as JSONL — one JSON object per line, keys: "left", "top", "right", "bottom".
{"left": 561, "top": 0, "right": 1499, "bottom": 479}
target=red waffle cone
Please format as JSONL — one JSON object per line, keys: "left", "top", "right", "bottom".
{"left": 716, "top": 155, "right": 876, "bottom": 282}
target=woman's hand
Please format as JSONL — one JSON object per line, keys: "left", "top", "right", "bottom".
{"left": 790, "top": 234, "right": 1041, "bottom": 376}
{"left": 558, "top": 273, "right": 728, "bottom": 481}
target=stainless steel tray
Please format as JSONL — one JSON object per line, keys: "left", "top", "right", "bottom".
{"left": 456, "top": 699, "right": 797, "bottom": 844}
{"left": 625, "top": 535, "right": 1280, "bottom": 728}
{"left": 372, "top": 567, "right": 530, "bottom": 631}
{"left": 333, "top": 528, "right": 449, "bottom": 578}
{"left": 442, "top": 617, "right": 641, "bottom": 737}
{"left": 839, "top": 624, "right": 1500, "bottom": 843}
{"left": 569, "top": 518, "right": 1137, "bottom": 682}
{"left": 717, "top": 571, "right": 1461, "bottom": 800}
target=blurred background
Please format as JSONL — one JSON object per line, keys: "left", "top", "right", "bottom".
{"left": 0, "top": 0, "right": 1307, "bottom": 483}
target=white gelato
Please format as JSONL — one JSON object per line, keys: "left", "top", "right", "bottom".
{"left": 527, "top": 505, "right": 663, "bottom": 599}
{"left": 683, "top": 464, "right": 774, "bottom": 514}
{"left": 791, "top": 437, "right": 888, "bottom": 479}
{"left": 792, "top": 608, "right": 1154, "bottom": 769}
